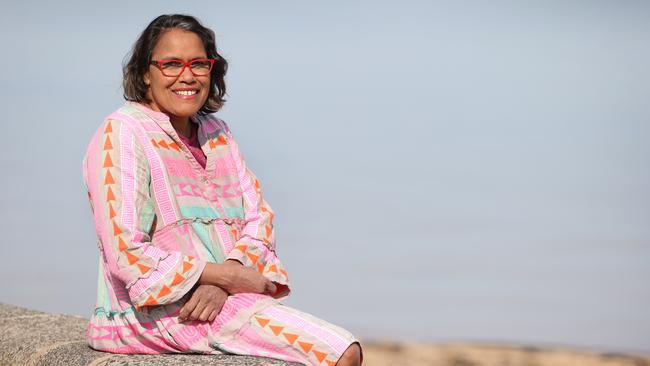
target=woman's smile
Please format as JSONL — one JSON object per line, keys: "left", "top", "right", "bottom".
{"left": 172, "top": 88, "right": 200, "bottom": 99}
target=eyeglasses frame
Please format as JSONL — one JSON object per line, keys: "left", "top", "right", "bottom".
{"left": 149, "top": 58, "right": 216, "bottom": 77}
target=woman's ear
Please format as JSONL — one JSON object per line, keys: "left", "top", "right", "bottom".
{"left": 144, "top": 71, "right": 151, "bottom": 86}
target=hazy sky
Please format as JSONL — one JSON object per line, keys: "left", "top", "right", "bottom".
{"left": 1, "top": 0, "right": 649, "bottom": 353}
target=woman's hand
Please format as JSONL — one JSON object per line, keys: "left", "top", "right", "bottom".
{"left": 197, "top": 261, "right": 277, "bottom": 296}
{"left": 178, "top": 284, "right": 228, "bottom": 322}
{"left": 222, "top": 259, "right": 277, "bottom": 296}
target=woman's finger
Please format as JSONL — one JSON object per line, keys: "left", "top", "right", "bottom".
{"left": 208, "top": 309, "right": 219, "bottom": 322}
{"left": 189, "top": 299, "right": 207, "bottom": 321}
{"left": 266, "top": 281, "right": 277, "bottom": 296}
{"left": 199, "top": 304, "right": 214, "bottom": 322}
{"left": 179, "top": 293, "right": 200, "bottom": 320}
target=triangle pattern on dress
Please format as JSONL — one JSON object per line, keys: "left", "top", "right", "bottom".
{"left": 269, "top": 325, "right": 284, "bottom": 336}
{"left": 125, "top": 251, "right": 138, "bottom": 265}
{"left": 171, "top": 273, "right": 185, "bottom": 286}
{"left": 103, "top": 136, "right": 113, "bottom": 150}
{"left": 157, "top": 285, "right": 171, "bottom": 298}
{"left": 298, "top": 341, "right": 313, "bottom": 353}
{"left": 103, "top": 153, "right": 114, "bottom": 168}
{"left": 255, "top": 316, "right": 270, "bottom": 328}
{"left": 282, "top": 332, "right": 298, "bottom": 345}
{"left": 137, "top": 263, "right": 151, "bottom": 274}
{"left": 312, "top": 350, "right": 327, "bottom": 363}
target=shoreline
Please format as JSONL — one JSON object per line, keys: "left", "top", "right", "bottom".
{"left": 361, "top": 341, "right": 650, "bottom": 366}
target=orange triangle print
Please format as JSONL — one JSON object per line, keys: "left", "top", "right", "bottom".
{"left": 254, "top": 178, "right": 260, "bottom": 190}
{"left": 103, "top": 136, "right": 113, "bottom": 150}
{"left": 209, "top": 139, "right": 216, "bottom": 149}
{"left": 118, "top": 237, "right": 127, "bottom": 251}
{"left": 112, "top": 220, "right": 122, "bottom": 236}
{"left": 216, "top": 134, "right": 227, "bottom": 145}
{"left": 326, "top": 360, "right": 337, "bottom": 366}
{"left": 269, "top": 325, "right": 284, "bottom": 336}
{"left": 187, "top": 255, "right": 194, "bottom": 261}
{"left": 103, "top": 153, "right": 113, "bottom": 168}
{"left": 255, "top": 316, "right": 270, "bottom": 328}
{"left": 144, "top": 295, "right": 157, "bottom": 306}
{"left": 158, "top": 139, "right": 168, "bottom": 149}
{"left": 298, "top": 341, "right": 313, "bottom": 353}
{"left": 312, "top": 350, "right": 327, "bottom": 363}
{"left": 108, "top": 203, "right": 116, "bottom": 218}
{"left": 246, "top": 252, "right": 259, "bottom": 264}
{"left": 104, "top": 170, "right": 115, "bottom": 185}
{"left": 171, "top": 273, "right": 185, "bottom": 286}
{"left": 137, "top": 263, "right": 151, "bottom": 275}
{"left": 157, "top": 285, "right": 171, "bottom": 298}
{"left": 257, "top": 263, "right": 264, "bottom": 273}
{"left": 169, "top": 142, "right": 180, "bottom": 152}
{"left": 106, "top": 186, "right": 116, "bottom": 201}
{"left": 265, "top": 225, "right": 272, "bottom": 238}
{"left": 151, "top": 139, "right": 159, "bottom": 148}
{"left": 125, "top": 251, "right": 138, "bottom": 265}
{"left": 235, "top": 244, "right": 247, "bottom": 253}
{"left": 282, "top": 332, "right": 298, "bottom": 345}
{"left": 104, "top": 121, "right": 113, "bottom": 133}
{"left": 268, "top": 264, "right": 278, "bottom": 273}
{"left": 182, "top": 261, "right": 192, "bottom": 274}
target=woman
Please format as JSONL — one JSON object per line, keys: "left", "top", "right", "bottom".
{"left": 83, "top": 14, "right": 362, "bottom": 366}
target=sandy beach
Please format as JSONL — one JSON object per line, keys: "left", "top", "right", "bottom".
{"left": 360, "top": 342, "right": 650, "bottom": 366}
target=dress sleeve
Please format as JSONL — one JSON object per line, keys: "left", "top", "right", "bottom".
{"left": 83, "top": 118, "right": 206, "bottom": 309}
{"left": 221, "top": 121, "right": 291, "bottom": 298}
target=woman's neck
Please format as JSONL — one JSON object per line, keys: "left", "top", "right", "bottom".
{"left": 170, "top": 116, "right": 192, "bottom": 139}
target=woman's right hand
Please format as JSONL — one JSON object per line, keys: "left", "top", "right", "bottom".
{"left": 223, "top": 260, "right": 277, "bottom": 295}
{"left": 198, "top": 261, "right": 277, "bottom": 295}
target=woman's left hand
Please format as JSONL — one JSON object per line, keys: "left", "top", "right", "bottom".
{"left": 178, "top": 284, "right": 228, "bottom": 322}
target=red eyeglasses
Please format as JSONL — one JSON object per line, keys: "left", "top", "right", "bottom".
{"left": 150, "top": 58, "right": 215, "bottom": 77}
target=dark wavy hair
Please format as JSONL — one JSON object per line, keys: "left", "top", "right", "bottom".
{"left": 122, "top": 14, "right": 228, "bottom": 114}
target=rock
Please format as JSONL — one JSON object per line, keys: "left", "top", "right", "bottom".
{"left": 0, "top": 303, "right": 299, "bottom": 366}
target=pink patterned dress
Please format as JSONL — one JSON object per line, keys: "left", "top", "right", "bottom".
{"left": 82, "top": 101, "right": 360, "bottom": 365}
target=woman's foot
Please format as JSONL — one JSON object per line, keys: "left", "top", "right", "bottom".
{"left": 337, "top": 342, "right": 362, "bottom": 366}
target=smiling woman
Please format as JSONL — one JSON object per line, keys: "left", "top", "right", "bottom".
{"left": 82, "top": 14, "right": 362, "bottom": 366}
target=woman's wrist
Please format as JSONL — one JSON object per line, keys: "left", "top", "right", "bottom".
{"left": 224, "top": 259, "right": 243, "bottom": 266}
{"left": 199, "top": 262, "right": 235, "bottom": 288}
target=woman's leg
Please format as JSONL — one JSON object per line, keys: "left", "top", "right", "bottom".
{"left": 213, "top": 303, "right": 363, "bottom": 366}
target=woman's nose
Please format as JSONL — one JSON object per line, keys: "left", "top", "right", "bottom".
{"left": 178, "top": 65, "right": 196, "bottom": 82}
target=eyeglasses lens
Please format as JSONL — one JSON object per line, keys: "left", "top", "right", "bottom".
{"left": 160, "top": 60, "right": 213, "bottom": 77}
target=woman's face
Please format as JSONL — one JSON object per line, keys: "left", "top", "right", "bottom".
{"left": 144, "top": 28, "right": 211, "bottom": 122}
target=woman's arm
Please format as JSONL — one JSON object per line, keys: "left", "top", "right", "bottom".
{"left": 179, "top": 261, "right": 276, "bottom": 322}
{"left": 197, "top": 261, "right": 277, "bottom": 295}
{"left": 83, "top": 118, "right": 206, "bottom": 309}
{"left": 217, "top": 118, "right": 291, "bottom": 298}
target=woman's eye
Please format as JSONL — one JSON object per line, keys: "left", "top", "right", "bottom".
{"left": 163, "top": 61, "right": 183, "bottom": 68}
{"left": 192, "top": 61, "right": 211, "bottom": 69}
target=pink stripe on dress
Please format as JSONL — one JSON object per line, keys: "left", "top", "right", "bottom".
{"left": 119, "top": 123, "right": 136, "bottom": 232}
{"left": 219, "top": 325, "right": 304, "bottom": 363}
{"left": 112, "top": 111, "right": 178, "bottom": 226}
{"left": 214, "top": 220, "right": 235, "bottom": 256}
{"left": 86, "top": 122, "right": 124, "bottom": 310}
{"left": 227, "top": 131, "right": 261, "bottom": 238}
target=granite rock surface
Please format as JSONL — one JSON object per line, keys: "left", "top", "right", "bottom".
{"left": 0, "top": 303, "right": 299, "bottom": 366}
